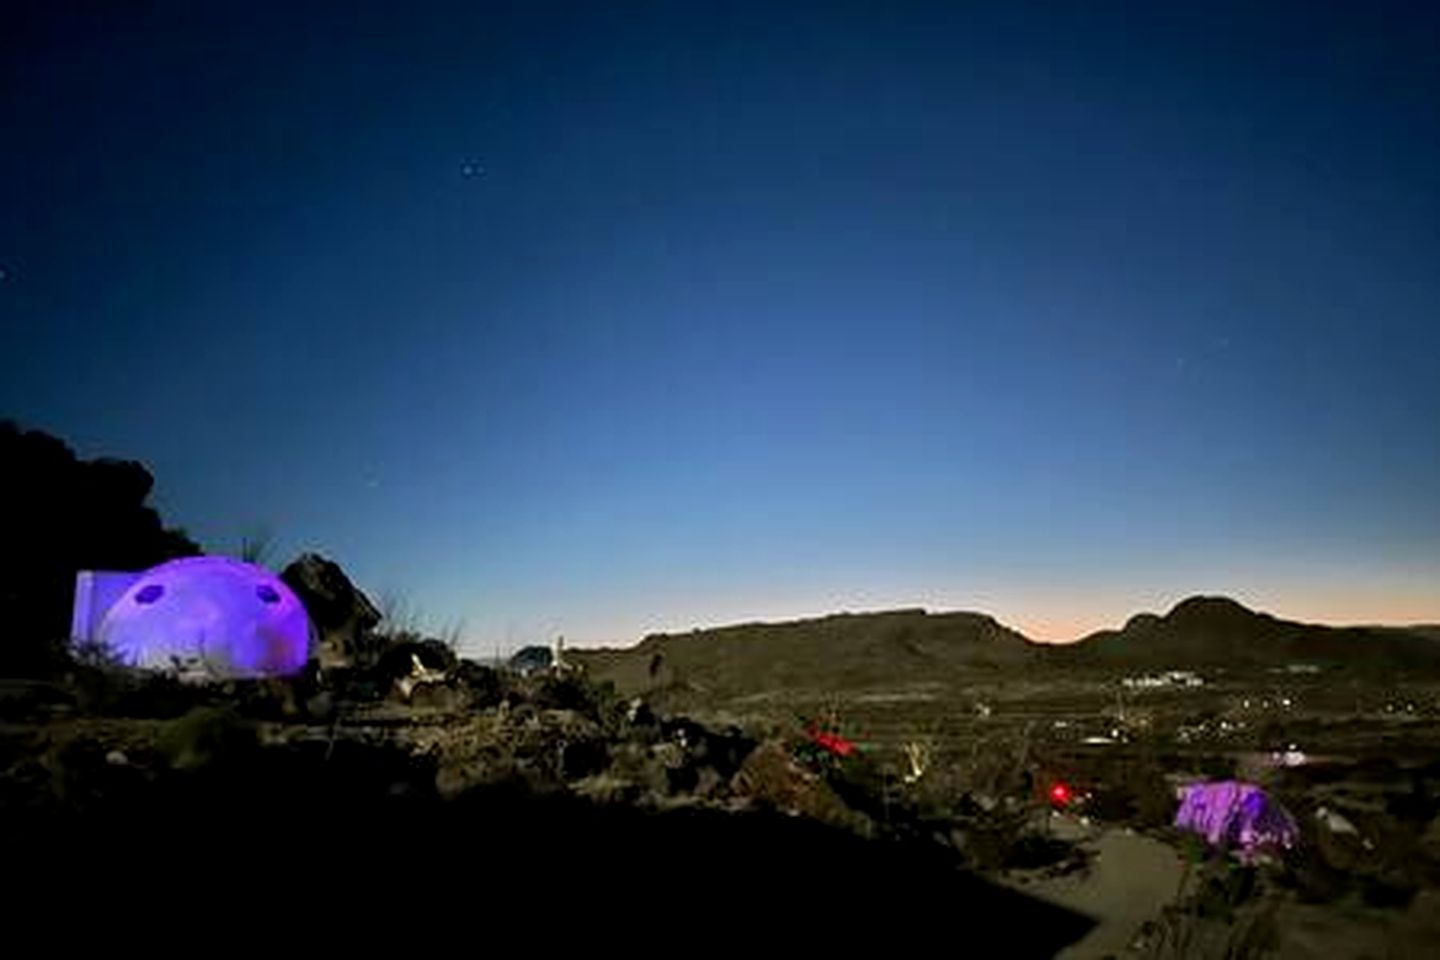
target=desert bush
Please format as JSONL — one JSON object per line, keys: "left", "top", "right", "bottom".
{"left": 531, "top": 672, "right": 621, "bottom": 728}
{"left": 453, "top": 660, "right": 506, "bottom": 708}
{"left": 951, "top": 805, "right": 1035, "bottom": 871}
{"left": 822, "top": 752, "right": 891, "bottom": 821}
{"left": 1133, "top": 841, "right": 1282, "bottom": 959}
{"left": 1141, "top": 898, "right": 1280, "bottom": 959}
{"left": 237, "top": 525, "right": 277, "bottom": 566}
{"left": 951, "top": 724, "right": 1039, "bottom": 802}
{"left": 373, "top": 587, "right": 424, "bottom": 640}
{"left": 1190, "top": 856, "right": 1261, "bottom": 921}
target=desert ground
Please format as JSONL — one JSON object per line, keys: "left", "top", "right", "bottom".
{"left": 6, "top": 637, "right": 1440, "bottom": 957}
{"left": 570, "top": 632, "right": 1440, "bottom": 960}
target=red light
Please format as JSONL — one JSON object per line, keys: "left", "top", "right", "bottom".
{"left": 1049, "top": 782, "right": 1072, "bottom": 806}
{"left": 806, "top": 726, "right": 859, "bottom": 758}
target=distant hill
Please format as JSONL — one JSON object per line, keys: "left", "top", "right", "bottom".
{"left": 571, "top": 596, "right": 1440, "bottom": 699}
{"left": 571, "top": 608, "right": 1040, "bottom": 699}
{"left": 1064, "top": 596, "right": 1440, "bottom": 672}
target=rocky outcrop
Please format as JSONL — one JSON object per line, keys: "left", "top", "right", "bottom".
{"left": 1070, "top": 596, "right": 1440, "bottom": 672}
{"left": 1, "top": 420, "right": 201, "bottom": 674}
{"left": 278, "top": 552, "right": 381, "bottom": 669}
{"left": 731, "top": 740, "right": 868, "bottom": 832}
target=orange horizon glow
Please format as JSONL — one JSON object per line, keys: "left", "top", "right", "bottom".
{"left": 547, "top": 607, "right": 1438, "bottom": 654}
{"left": 550, "top": 580, "right": 1440, "bottom": 650}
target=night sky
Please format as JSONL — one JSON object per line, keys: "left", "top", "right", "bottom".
{"left": 3, "top": 2, "right": 1437, "bottom": 650}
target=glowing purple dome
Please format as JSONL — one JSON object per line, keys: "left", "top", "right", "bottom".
{"left": 98, "top": 556, "right": 314, "bottom": 678}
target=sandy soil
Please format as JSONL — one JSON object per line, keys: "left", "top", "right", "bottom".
{"left": 1266, "top": 889, "right": 1440, "bottom": 960}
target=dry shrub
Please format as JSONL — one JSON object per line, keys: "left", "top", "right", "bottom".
{"left": 950, "top": 724, "right": 1037, "bottom": 802}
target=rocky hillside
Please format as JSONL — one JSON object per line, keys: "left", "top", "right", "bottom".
{"left": 574, "top": 597, "right": 1440, "bottom": 701}
{"left": 570, "top": 608, "right": 1042, "bottom": 699}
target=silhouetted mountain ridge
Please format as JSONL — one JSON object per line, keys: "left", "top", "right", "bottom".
{"left": 1068, "top": 595, "right": 1440, "bottom": 671}
{"left": 574, "top": 597, "right": 1440, "bottom": 695}
{"left": 576, "top": 608, "right": 1043, "bottom": 697}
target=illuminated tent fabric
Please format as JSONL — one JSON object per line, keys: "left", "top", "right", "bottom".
{"left": 97, "top": 556, "right": 314, "bottom": 678}
{"left": 1174, "top": 780, "right": 1298, "bottom": 859}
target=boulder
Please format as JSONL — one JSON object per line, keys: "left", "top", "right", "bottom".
{"left": 279, "top": 553, "right": 381, "bottom": 668}
{"left": 730, "top": 740, "right": 867, "bottom": 832}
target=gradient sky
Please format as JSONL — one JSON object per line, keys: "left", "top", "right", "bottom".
{"left": 4, "top": 2, "right": 1438, "bottom": 650}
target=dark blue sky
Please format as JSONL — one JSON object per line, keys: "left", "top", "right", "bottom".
{"left": 4, "top": 2, "right": 1437, "bottom": 648}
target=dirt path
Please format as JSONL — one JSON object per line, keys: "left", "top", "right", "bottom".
{"left": 1001, "top": 815, "right": 1188, "bottom": 959}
